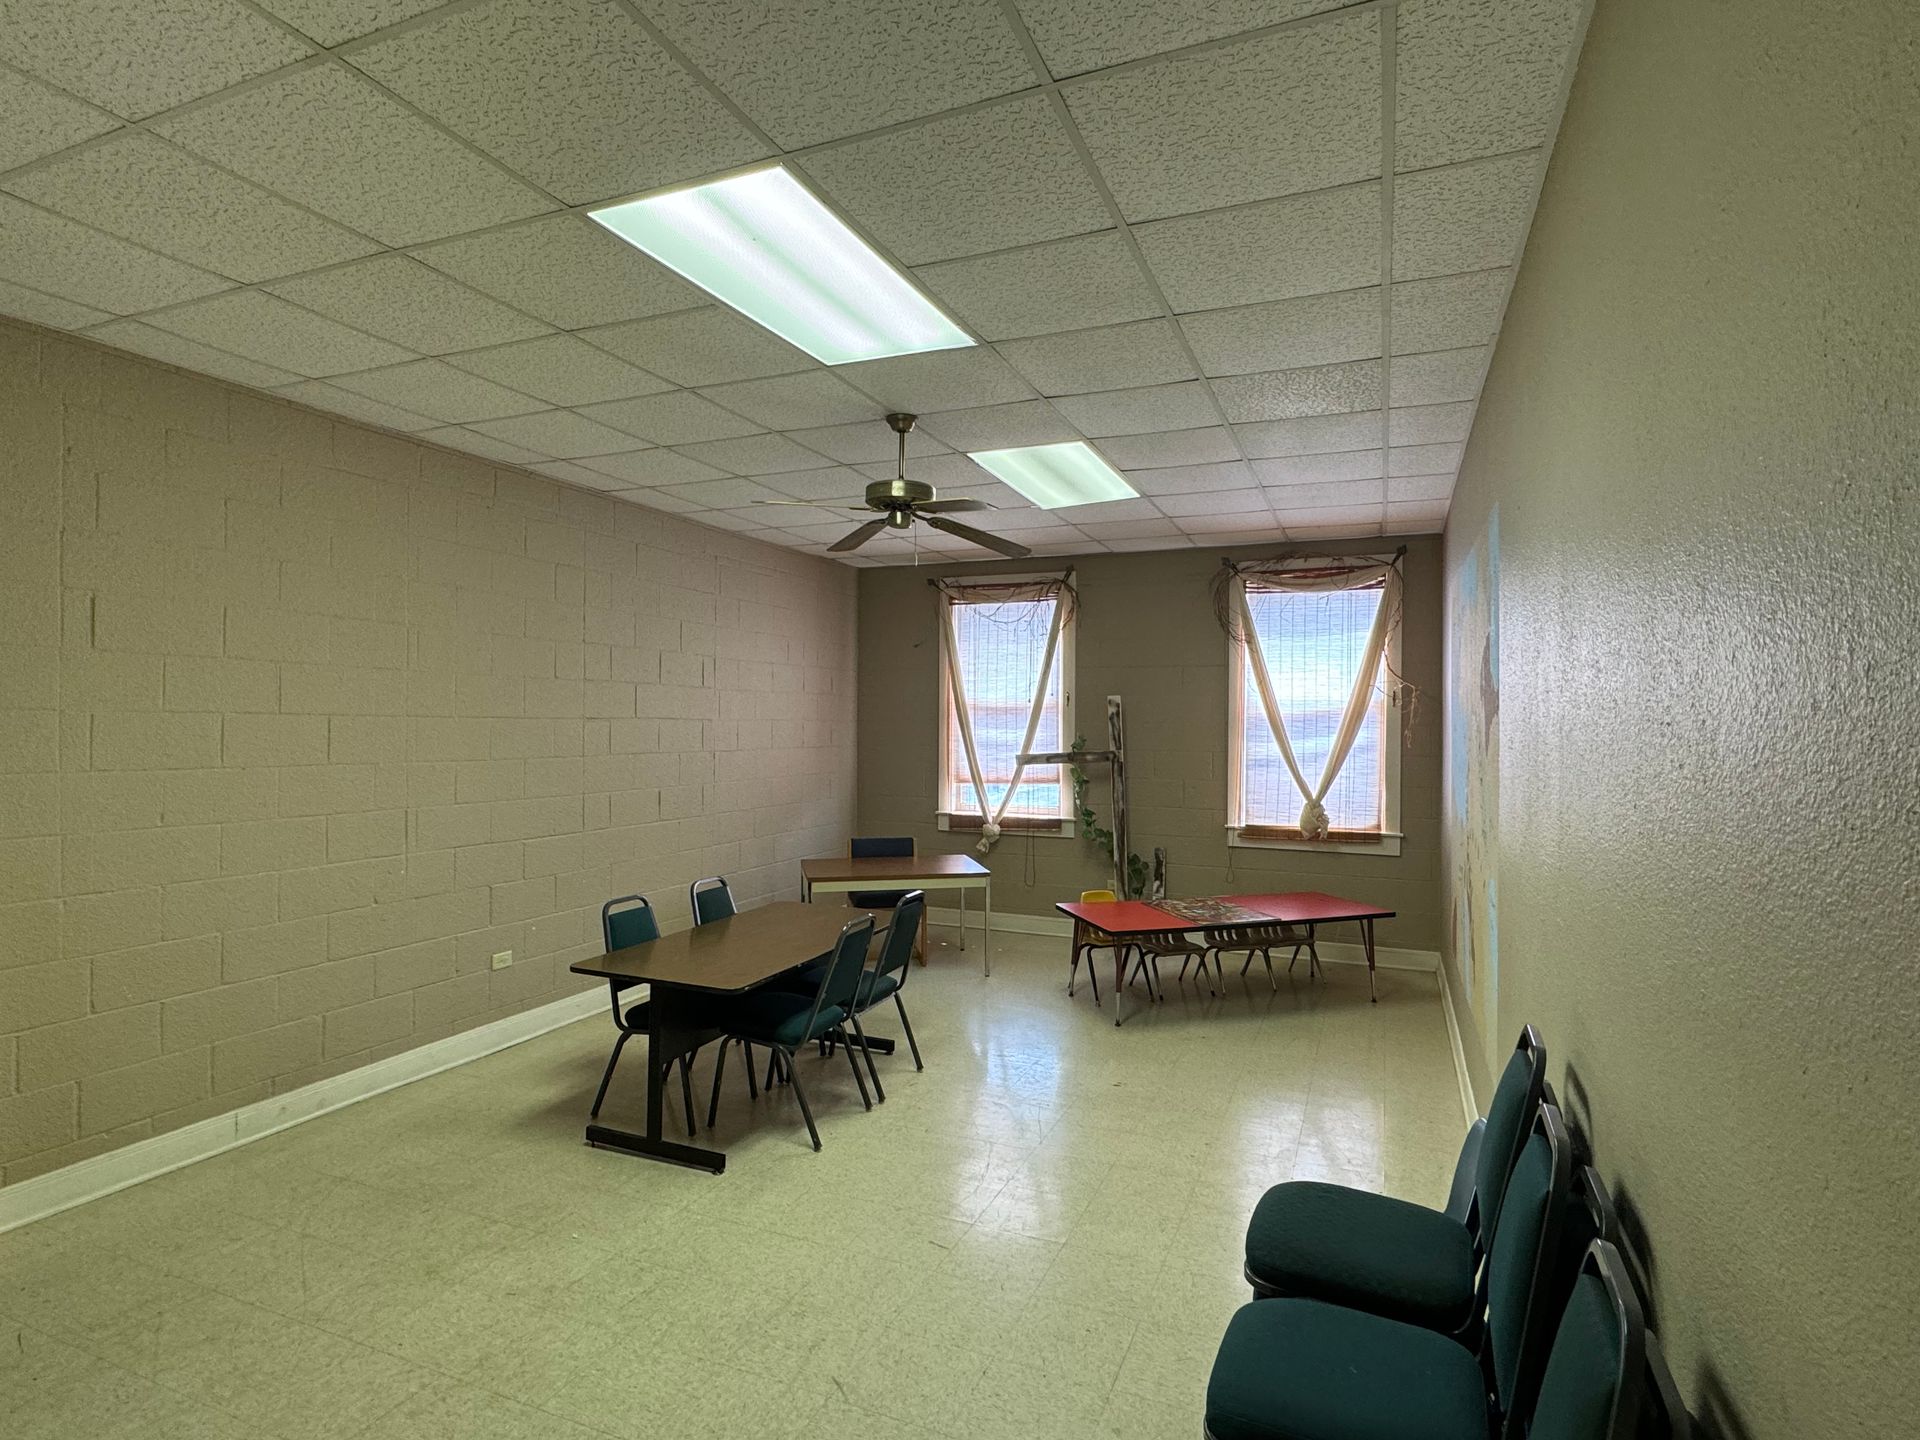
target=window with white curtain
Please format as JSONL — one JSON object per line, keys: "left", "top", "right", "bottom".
{"left": 1228, "top": 570, "right": 1401, "bottom": 852}
{"left": 938, "top": 582, "right": 1073, "bottom": 829}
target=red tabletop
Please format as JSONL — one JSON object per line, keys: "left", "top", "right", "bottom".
{"left": 1056, "top": 890, "right": 1394, "bottom": 936}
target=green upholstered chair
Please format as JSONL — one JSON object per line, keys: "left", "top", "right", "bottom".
{"left": 1205, "top": 1102, "right": 1586, "bottom": 1440}
{"left": 840, "top": 889, "right": 928, "bottom": 1099}
{"left": 705, "top": 914, "right": 876, "bottom": 1150}
{"left": 589, "top": 896, "right": 698, "bottom": 1135}
{"left": 848, "top": 836, "right": 927, "bottom": 957}
{"left": 1241, "top": 1025, "right": 1546, "bottom": 1334}
{"left": 689, "top": 875, "right": 736, "bottom": 926}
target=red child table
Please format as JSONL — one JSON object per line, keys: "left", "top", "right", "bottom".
{"left": 1053, "top": 890, "right": 1397, "bottom": 1025}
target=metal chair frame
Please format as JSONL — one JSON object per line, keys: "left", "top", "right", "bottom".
{"left": 590, "top": 895, "right": 698, "bottom": 1136}
{"left": 689, "top": 874, "right": 735, "bottom": 925}
{"left": 835, "top": 890, "right": 927, "bottom": 1098}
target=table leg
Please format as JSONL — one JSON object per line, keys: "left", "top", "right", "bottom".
{"left": 1362, "top": 918, "right": 1377, "bottom": 1003}
{"left": 959, "top": 886, "right": 966, "bottom": 952}
{"left": 1113, "top": 948, "right": 1127, "bottom": 1026}
{"left": 585, "top": 985, "right": 727, "bottom": 1172}
{"left": 983, "top": 882, "right": 992, "bottom": 978}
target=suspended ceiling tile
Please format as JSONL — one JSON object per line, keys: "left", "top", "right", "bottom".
{"left": 5, "top": 133, "right": 378, "bottom": 284}
{"left": 754, "top": 468, "right": 869, "bottom": 501}
{"left": 1266, "top": 478, "right": 1385, "bottom": 511}
{"left": 799, "top": 95, "right": 1110, "bottom": 266}
{"left": 1387, "top": 401, "right": 1475, "bottom": 446}
{"left": 1387, "top": 472, "right": 1454, "bottom": 503}
{"left": 1181, "top": 288, "right": 1380, "bottom": 377}
{"left": 912, "top": 231, "right": 1160, "bottom": 341}
{"left": 256, "top": 0, "right": 449, "bottom": 46}
{"left": 1172, "top": 511, "right": 1262, "bottom": 535}
{"left": 281, "top": 379, "right": 443, "bottom": 432}
{"left": 1051, "top": 380, "right": 1216, "bottom": 437}
{"left": 0, "top": 69, "right": 121, "bottom": 171}
{"left": 266, "top": 255, "right": 550, "bottom": 355}
{"left": 699, "top": 371, "right": 881, "bottom": 430}
{"left": 1074, "top": 517, "right": 1183, "bottom": 542}
{"left": 149, "top": 290, "right": 412, "bottom": 375}
{"left": 1052, "top": 497, "right": 1162, "bottom": 524}
{"left": 655, "top": 477, "right": 790, "bottom": 510}
{"left": 0, "top": 196, "right": 231, "bottom": 315}
{"left": 953, "top": 498, "right": 1065, "bottom": 528}
{"left": 85, "top": 318, "right": 303, "bottom": 389}
{"left": 1253, "top": 449, "right": 1384, "bottom": 486}
{"left": 444, "top": 333, "right": 670, "bottom": 407}
{"left": 1388, "top": 345, "right": 1487, "bottom": 406}
{"left": 672, "top": 433, "right": 838, "bottom": 477}
{"left": 776, "top": 516, "right": 881, "bottom": 544}
{"left": 345, "top": 0, "right": 768, "bottom": 205}
{"left": 1385, "top": 498, "right": 1449, "bottom": 531}
{"left": 418, "top": 425, "right": 546, "bottom": 463}
{"left": 785, "top": 419, "right": 948, "bottom": 465}
{"left": 840, "top": 347, "right": 1035, "bottom": 414}
{"left": 1123, "top": 460, "right": 1255, "bottom": 495}
{"left": 581, "top": 306, "right": 814, "bottom": 388}
{"left": 622, "top": 487, "right": 705, "bottom": 514}
{"left": 577, "top": 390, "right": 763, "bottom": 446}
{"left": 1211, "top": 360, "right": 1382, "bottom": 423}
{"left": 2, "top": 0, "right": 310, "bottom": 119}
{"left": 1064, "top": 12, "right": 1380, "bottom": 222}
{"left": 1388, "top": 442, "right": 1464, "bottom": 476}
{"left": 642, "top": 0, "right": 1034, "bottom": 150}
{"left": 686, "top": 507, "right": 772, "bottom": 533}
{"left": 1156, "top": 487, "right": 1272, "bottom": 519}
{"left": 1100, "top": 534, "right": 1194, "bottom": 552}
{"left": 533, "top": 459, "right": 636, "bottom": 491}
{"left": 854, "top": 454, "right": 995, "bottom": 489}
{"left": 997, "top": 318, "right": 1196, "bottom": 396}
{"left": 0, "top": 279, "right": 112, "bottom": 330}
{"left": 413, "top": 214, "right": 702, "bottom": 330}
{"left": 1234, "top": 410, "right": 1382, "bottom": 458}
{"left": 467, "top": 408, "right": 641, "bottom": 459}
{"left": 916, "top": 400, "right": 1080, "bottom": 452}
{"left": 1389, "top": 269, "right": 1510, "bottom": 353}
{"left": 1015, "top": 0, "right": 1349, "bottom": 78}
{"left": 1098, "top": 426, "right": 1238, "bottom": 470}
{"left": 1392, "top": 150, "right": 1541, "bottom": 280}
{"left": 574, "top": 448, "right": 728, "bottom": 487}
{"left": 1133, "top": 183, "right": 1380, "bottom": 314}
{"left": 1394, "top": 0, "right": 1584, "bottom": 171}
{"left": 1281, "top": 514, "right": 1382, "bottom": 537}
{"left": 330, "top": 358, "right": 547, "bottom": 423}
{"left": 152, "top": 65, "right": 556, "bottom": 249}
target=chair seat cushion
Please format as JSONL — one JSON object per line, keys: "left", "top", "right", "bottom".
{"left": 1245, "top": 1182, "right": 1477, "bottom": 1332}
{"left": 620, "top": 999, "right": 652, "bottom": 1029}
{"left": 854, "top": 970, "right": 901, "bottom": 1007}
{"left": 1207, "top": 1298, "right": 1488, "bottom": 1440}
{"left": 724, "top": 990, "right": 844, "bottom": 1049}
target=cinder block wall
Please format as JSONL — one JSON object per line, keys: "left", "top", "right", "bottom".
{"left": 0, "top": 318, "right": 857, "bottom": 1187}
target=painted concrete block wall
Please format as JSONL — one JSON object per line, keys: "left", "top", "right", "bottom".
{"left": 0, "top": 317, "right": 856, "bottom": 1187}
{"left": 856, "top": 538, "right": 1442, "bottom": 952}
{"left": 1437, "top": 0, "right": 1918, "bottom": 1433}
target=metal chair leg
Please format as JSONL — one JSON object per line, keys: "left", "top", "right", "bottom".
{"left": 1240, "top": 952, "right": 1256, "bottom": 976}
{"left": 589, "top": 1030, "right": 630, "bottom": 1119}
{"left": 894, "top": 993, "right": 924, "bottom": 1070}
{"left": 744, "top": 1041, "right": 758, "bottom": 1099}
{"left": 848, "top": 1013, "right": 884, "bottom": 1103}
{"left": 706, "top": 1038, "right": 730, "bottom": 1129}
{"left": 1089, "top": 951, "right": 1102, "bottom": 1005}
{"left": 781, "top": 1048, "right": 821, "bottom": 1150}
{"left": 678, "top": 1055, "right": 697, "bottom": 1137}
{"left": 1262, "top": 949, "right": 1277, "bottom": 991}
{"left": 839, "top": 1028, "right": 873, "bottom": 1110}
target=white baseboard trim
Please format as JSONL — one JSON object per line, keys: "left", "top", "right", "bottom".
{"left": 0, "top": 987, "right": 603, "bottom": 1236}
{"left": 926, "top": 906, "right": 1440, "bottom": 974}
{"left": 1438, "top": 963, "right": 1480, "bottom": 1125}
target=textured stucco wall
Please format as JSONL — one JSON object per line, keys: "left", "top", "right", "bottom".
{"left": 1439, "top": 0, "right": 1918, "bottom": 1434}
{"left": 856, "top": 537, "right": 1444, "bottom": 952}
{"left": 0, "top": 318, "right": 856, "bottom": 1187}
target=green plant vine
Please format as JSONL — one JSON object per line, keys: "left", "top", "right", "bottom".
{"left": 1068, "top": 734, "right": 1150, "bottom": 899}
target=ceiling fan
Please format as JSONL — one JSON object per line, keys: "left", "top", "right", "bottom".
{"left": 756, "top": 412, "right": 1032, "bottom": 559}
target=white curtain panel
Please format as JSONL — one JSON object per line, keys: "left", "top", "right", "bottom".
{"left": 1234, "top": 561, "right": 1400, "bottom": 839}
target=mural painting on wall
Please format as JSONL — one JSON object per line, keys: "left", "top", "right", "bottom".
{"left": 1448, "top": 507, "right": 1500, "bottom": 1029}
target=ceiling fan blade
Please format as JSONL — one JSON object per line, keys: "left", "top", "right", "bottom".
{"left": 921, "top": 513, "right": 1032, "bottom": 559}
{"left": 828, "top": 518, "right": 890, "bottom": 553}
{"left": 914, "top": 497, "right": 992, "bottom": 514}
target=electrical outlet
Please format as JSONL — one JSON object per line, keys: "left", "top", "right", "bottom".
{"left": 491, "top": 950, "right": 513, "bottom": 970}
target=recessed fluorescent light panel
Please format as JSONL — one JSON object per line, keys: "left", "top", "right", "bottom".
{"left": 589, "top": 166, "right": 973, "bottom": 366}
{"left": 968, "top": 441, "right": 1139, "bottom": 509}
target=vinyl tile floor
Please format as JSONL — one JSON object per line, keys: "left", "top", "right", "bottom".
{"left": 2, "top": 929, "right": 1468, "bottom": 1439}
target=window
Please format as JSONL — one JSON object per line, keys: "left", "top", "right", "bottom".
{"left": 1228, "top": 566, "right": 1401, "bottom": 854}
{"left": 938, "top": 580, "right": 1073, "bottom": 831}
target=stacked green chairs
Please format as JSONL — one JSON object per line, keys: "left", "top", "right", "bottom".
{"left": 689, "top": 875, "right": 736, "bottom": 925}
{"left": 706, "top": 914, "right": 877, "bottom": 1150}
{"left": 589, "top": 896, "right": 698, "bottom": 1134}
{"left": 1241, "top": 1025, "right": 1545, "bottom": 1333}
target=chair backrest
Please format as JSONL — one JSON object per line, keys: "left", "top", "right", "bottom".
{"left": 797, "top": 915, "right": 876, "bottom": 1036}
{"left": 1527, "top": 1241, "right": 1648, "bottom": 1440}
{"left": 1446, "top": 1116, "right": 1489, "bottom": 1225}
{"left": 602, "top": 894, "right": 659, "bottom": 952}
{"left": 852, "top": 836, "right": 915, "bottom": 860}
{"left": 1473, "top": 1024, "right": 1548, "bottom": 1247}
{"left": 1485, "top": 1101, "right": 1572, "bottom": 1431}
{"left": 871, "top": 890, "right": 925, "bottom": 985}
{"left": 1081, "top": 889, "right": 1116, "bottom": 903}
{"left": 689, "top": 876, "right": 735, "bottom": 926}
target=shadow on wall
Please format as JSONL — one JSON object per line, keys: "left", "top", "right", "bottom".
{"left": 1692, "top": 1366, "right": 1758, "bottom": 1440}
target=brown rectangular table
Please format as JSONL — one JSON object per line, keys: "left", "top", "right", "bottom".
{"left": 800, "top": 853, "right": 993, "bottom": 975}
{"left": 569, "top": 901, "right": 887, "bottom": 1172}
{"left": 1053, "top": 890, "right": 1398, "bottom": 1025}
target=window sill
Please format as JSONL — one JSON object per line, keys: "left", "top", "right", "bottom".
{"left": 937, "top": 814, "right": 1078, "bottom": 838}
{"left": 1227, "top": 827, "right": 1403, "bottom": 858}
